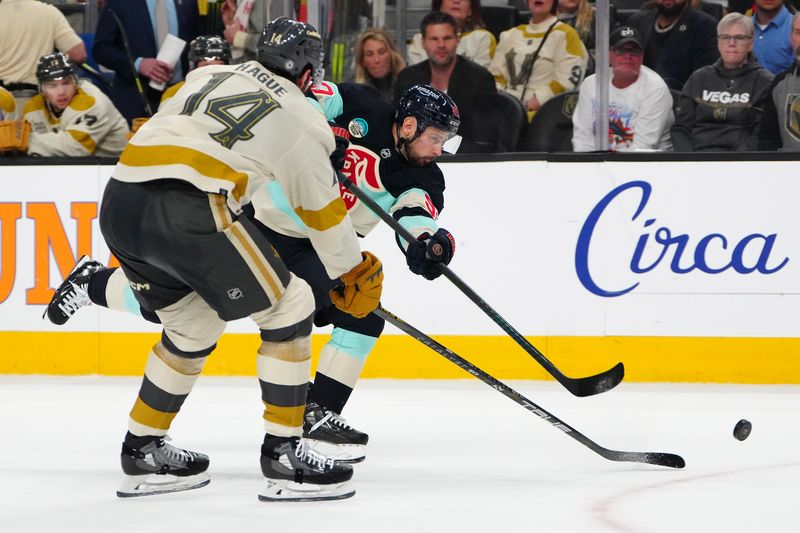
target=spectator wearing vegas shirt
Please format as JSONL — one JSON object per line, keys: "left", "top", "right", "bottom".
{"left": 671, "top": 13, "right": 774, "bottom": 151}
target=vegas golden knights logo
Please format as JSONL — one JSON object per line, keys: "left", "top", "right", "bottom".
{"left": 504, "top": 49, "right": 537, "bottom": 90}
{"left": 785, "top": 94, "right": 800, "bottom": 142}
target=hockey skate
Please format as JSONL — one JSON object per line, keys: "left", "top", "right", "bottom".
{"left": 302, "top": 402, "right": 368, "bottom": 464}
{"left": 43, "top": 255, "right": 105, "bottom": 325}
{"left": 117, "top": 436, "right": 210, "bottom": 498}
{"left": 258, "top": 436, "right": 355, "bottom": 502}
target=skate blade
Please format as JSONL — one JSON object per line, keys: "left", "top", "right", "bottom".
{"left": 116, "top": 472, "right": 210, "bottom": 498}
{"left": 303, "top": 439, "right": 366, "bottom": 464}
{"left": 258, "top": 479, "right": 355, "bottom": 502}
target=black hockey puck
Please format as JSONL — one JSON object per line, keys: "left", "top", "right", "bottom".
{"left": 733, "top": 419, "right": 752, "bottom": 441}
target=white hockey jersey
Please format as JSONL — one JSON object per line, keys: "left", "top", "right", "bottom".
{"left": 489, "top": 17, "right": 588, "bottom": 107}
{"left": 406, "top": 28, "right": 497, "bottom": 69}
{"left": 24, "top": 80, "right": 129, "bottom": 157}
{"left": 113, "top": 62, "right": 362, "bottom": 279}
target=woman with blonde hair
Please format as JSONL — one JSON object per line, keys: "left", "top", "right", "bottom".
{"left": 407, "top": 0, "right": 496, "bottom": 68}
{"left": 354, "top": 28, "right": 406, "bottom": 103}
{"left": 557, "top": 0, "right": 619, "bottom": 72}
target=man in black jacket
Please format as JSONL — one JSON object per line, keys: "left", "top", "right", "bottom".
{"left": 629, "top": 0, "right": 719, "bottom": 90}
{"left": 393, "top": 11, "right": 496, "bottom": 153}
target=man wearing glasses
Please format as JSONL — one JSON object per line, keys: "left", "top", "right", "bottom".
{"left": 671, "top": 13, "right": 774, "bottom": 152}
{"left": 572, "top": 26, "right": 674, "bottom": 152}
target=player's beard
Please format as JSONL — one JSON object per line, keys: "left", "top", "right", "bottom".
{"left": 795, "top": 43, "right": 800, "bottom": 63}
{"left": 656, "top": 0, "right": 686, "bottom": 18}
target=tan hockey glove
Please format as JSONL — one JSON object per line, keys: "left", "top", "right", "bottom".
{"left": 127, "top": 117, "right": 149, "bottom": 140}
{"left": 329, "top": 251, "right": 384, "bottom": 318}
{"left": 0, "top": 120, "right": 31, "bottom": 152}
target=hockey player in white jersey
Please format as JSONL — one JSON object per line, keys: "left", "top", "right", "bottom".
{"left": 21, "top": 53, "right": 129, "bottom": 156}
{"left": 96, "top": 18, "right": 384, "bottom": 502}
{"left": 47, "top": 62, "right": 461, "bottom": 465}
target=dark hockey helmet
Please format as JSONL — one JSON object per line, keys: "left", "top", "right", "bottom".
{"left": 257, "top": 17, "right": 325, "bottom": 87}
{"left": 188, "top": 35, "right": 232, "bottom": 69}
{"left": 395, "top": 84, "right": 461, "bottom": 139}
{"left": 36, "top": 52, "right": 76, "bottom": 84}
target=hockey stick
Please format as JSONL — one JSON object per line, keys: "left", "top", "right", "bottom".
{"left": 375, "top": 305, "right": 684, "bottom": 468}
{"left": 76, "top": 63, "right": 112, "bottom": 91}
{"left": 338, "top": 173, "right": 624, "bottom": 397}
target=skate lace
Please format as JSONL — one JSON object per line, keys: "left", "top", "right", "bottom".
{"left": 311, "top": 411, "right": 353, "bottom": 433}
{"left": 159, "top": 436, "right": 195, "bottom": 464}
{"left": 294, "top": 439, "right": 335, "bottom": 470}
{"left": 57, "top": 282, "right": 90, "bottom": 317}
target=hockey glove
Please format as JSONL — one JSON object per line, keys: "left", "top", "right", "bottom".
{"left": 329, "top": 251, "right": 384, "bottom": 318}
{"left": 0, "top": 120, "right": 31, "bottom": 152}
{"left": 329, "top": 122, "right": 350, "bottom": 171}
{"left": 406, "top": 228, "right": 455, "bottom": 281}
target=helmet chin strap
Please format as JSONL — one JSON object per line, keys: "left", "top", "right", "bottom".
{"left": 395, "top": 122, "right": 421, "bottom": 157}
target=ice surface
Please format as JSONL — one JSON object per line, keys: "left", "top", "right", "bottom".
{"left": 0, "top": 377, "right": 797, "bottom": 533}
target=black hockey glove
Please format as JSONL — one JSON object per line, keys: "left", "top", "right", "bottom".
{"left": 405, "top": 228, "right": 455, "bottom": 281}
{"left": 329, "top": 122, "right": 350, "bottom": 171}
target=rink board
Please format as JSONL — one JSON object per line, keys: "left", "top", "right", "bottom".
{"left": 1, "top": 161, "right": 799, "bottom": 382}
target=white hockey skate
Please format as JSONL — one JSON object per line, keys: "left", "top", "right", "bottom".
{"left": 116, "top": 436, "right": 210, "bottom": 498}
{"left": 258, "top": 437, "right": 355, "bottom": 502}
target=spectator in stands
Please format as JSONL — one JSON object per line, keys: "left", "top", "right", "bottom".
{"left": 3, "top": 53, "right": 129, "bottom": 156}
{"left": 557, "top": 0, "right": 620, "bottom": 71}
{"left": 672, "top": 13, "right": 773, "bottom": 151}
{"left": 93, "top": 0, "right": 200, "bottom": 123}
{"left": 572, "top": 26, "right": 673, "bottom": 151}
{"left": 159, "top": 35, "right": 232, "bottom": 110}
{"left": 406, "top": 0, "right": 496, "bottom": 68}
{"left": 221, "top": 0, "right": 294, "bottom": 63}
{"left": 751, "top": 0, "right": 795, "bottom": 76}
{"left": 393, "top": 11, "right": 496, "bottom": 153}
{"left": 489, "top": 0, "right": 588, "bottom": 117}
{"left": 759, "top": 12, "right": 800, "bottom": 150}
{"left": 0, "top": 0, "right": 87, "bottom": 119}
{"left": 353, "top": 28, "right": 406, "bottom": 103}
{"left": 628, "top": 0, "right": 718, "bottom": 90}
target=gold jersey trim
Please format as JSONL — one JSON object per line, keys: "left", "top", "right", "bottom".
{"left": 119, "top": 143, "right": 249, "bottom": 201}
{"left": 293, "top": 196, "right": 348, "bottom": 231}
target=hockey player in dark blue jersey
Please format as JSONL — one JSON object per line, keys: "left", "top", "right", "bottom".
{"left": 45, "top": 80, "right": 461, "bottom": 464}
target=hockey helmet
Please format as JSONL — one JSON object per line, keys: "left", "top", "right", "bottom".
{"left": 256, "top": 17, "right": 325, "bottom": 87}
{"left": 396, "top": 84, "right": 461, "bottom": 142}
{"left": 188, "top": 36, "right": 232, "bottom": 69}
{"left": 36, "top": 52, "right": 76, "bottom": 84}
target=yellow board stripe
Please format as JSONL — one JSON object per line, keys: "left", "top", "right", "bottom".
{"left": 263, "top": 401, "right": 305, "bottom": 428}
{"left": 294, "top": 197, "right": 348, "bottom": 231}
{"left": 119, "top": 144, "right": 249, "bottom": 201}
{"left": 130, "top": 397, "right": 178, "bottom": 430}
{"left": 3, "top": 331, "right": 800, "bottom": 383}
{"left": 67, "top": 130, "right": 96, "bottom": 154}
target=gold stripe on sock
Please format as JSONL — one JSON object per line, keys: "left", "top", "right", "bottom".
{"left": 129, "top": 397, "right": 178, "bottom": 430}
{"left": 262, "top": 401, "right": 305, "bottom": 429}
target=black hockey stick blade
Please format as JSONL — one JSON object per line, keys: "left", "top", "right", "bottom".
{"left": 339, "top": 172, "right": 624, "bottom": 397}
{"left": 374, "top": 305, "right": 685, "bottom": 469}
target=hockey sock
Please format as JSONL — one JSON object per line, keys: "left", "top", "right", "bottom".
{"left": 312, "top": 327, "right": 377, "bottom": 414}
{"left": 128, "top": 343, "right": 204, "bottom": 437}
{"left": 86, "top": 267, "right": 115, "bottom": 307}
{"left": 90, "top": 267, "right": 161, "bottom": 324}
{"left": 257, "top": 336, "right": 311, "bottom": 438}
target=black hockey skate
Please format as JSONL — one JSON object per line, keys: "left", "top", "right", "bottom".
{"left": 117, "top": 435, "right": 210, "bottom": 498}
{"left": 302, "top": 402, "right": 368, "bottom": 464}
{"left": 258, "top": 436, "right": 355, "bottom": 502}
{"left": 43, "top": 255, "right": 105, "bottom": 325}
